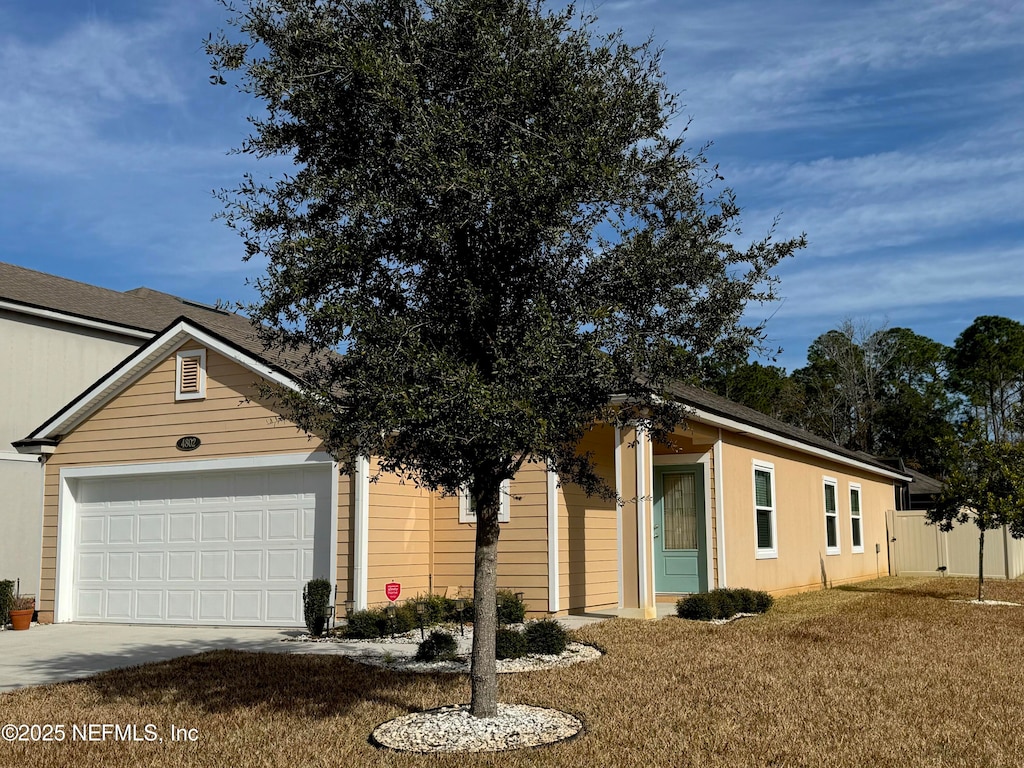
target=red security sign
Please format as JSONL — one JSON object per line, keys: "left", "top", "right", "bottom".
{"left": 385, "top": 582, "right": 401, "bottom": 602}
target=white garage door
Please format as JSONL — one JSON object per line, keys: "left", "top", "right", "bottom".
{"left": 72, "top": 465, "right": 332, "bottom": 626}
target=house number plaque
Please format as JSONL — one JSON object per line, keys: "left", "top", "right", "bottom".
{"left": 176, "top": 436, "right": 201, "bottom": 452}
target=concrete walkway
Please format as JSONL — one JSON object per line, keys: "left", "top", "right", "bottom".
{"left": 0, "top": 613, "right": 618, "bottom": 694}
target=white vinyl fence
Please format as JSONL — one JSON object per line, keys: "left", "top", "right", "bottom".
{"left": 886, "top": 509, "right": 1024, "bottom": 580}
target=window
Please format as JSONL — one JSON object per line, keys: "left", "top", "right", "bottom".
{"left": 753, "top": 461, "right": 777, "bottom": 559}
{"left": 850, "top": 484, "right": 863, "bottom": 553}
{"left": 824, "top": 478, "right": 840, "bottom": 555}
{"left": 459, "top": 479, "right": 511, "bottom": 524}
{"left": 175, "top": 349, "right": 206, "bottom": 401}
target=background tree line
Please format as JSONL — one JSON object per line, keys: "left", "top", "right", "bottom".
{"left": 704, "top": 315, "right": 1024, "bottom": 477}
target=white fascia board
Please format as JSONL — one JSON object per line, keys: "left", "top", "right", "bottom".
{"left": 26, "top": 320, "right": 303, "bottom": 442}
{"left": 0, "top": 299, "right": 153, "bottom": 340}
{"left": 684, "top": 408, "right": 911, "bottom": 483}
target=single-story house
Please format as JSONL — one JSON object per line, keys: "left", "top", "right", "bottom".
{"left": 13, "top": 305, "right": 911, "bottom": 626}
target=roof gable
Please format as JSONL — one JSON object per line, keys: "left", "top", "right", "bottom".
{"left": 16, "top": 317, "right": 301, "bottom": 447}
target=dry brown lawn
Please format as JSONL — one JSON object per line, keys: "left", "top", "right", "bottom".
{"left": 4, "top": 577, "right": 1024, "bottom": 767}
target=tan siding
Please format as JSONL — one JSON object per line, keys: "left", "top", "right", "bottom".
{"left": 560, "top": 424, "right": 619, "bottom": 612}
{"left": 366, "top": 464, "right": 431, "bottom": 606}
{"left": 37, "top": 344, "right": 342, "bottom": 623}
{"left": 432, "top": 463, "right": 551, "bottom": 614}
{"left": 721, "top": 432, "right": 894, "bottom": 596}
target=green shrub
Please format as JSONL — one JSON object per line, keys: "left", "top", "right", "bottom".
{"left": 676, "top": 588, "right": 774, "bottom": 621}
{"left": 344, "top": 608, "right": 387, "bottom": 639}
{"left": 709, "top": 589, "right": 740, "bottom": 619}
{"left": 414, "top": 630, "right": 459, "bottom": 662}
{"left": 496, "top": 590, "right": 526, "bottom": 625}
{"left": 524, "top": 619, "right": 569, "bottom": 655}
{"left": 750, "top": 590, "right": 774, "bottom": 613}
{"left": 676, "top": 593, "right": 718, "bottom": 620}
{"left": 392, "top": 602, "right": 419, "bottom": 633}
{"left": 302, "top": 578, "right": 333, "bottom": 637}
{"left": 495, "top": 627, "right": 527, "bottom": 660}
{"left": 0, "top": 580, "right": 13, "bottom": 627}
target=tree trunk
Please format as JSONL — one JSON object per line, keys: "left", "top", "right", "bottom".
{"left": 470, "top": 483, "right": 502, "bottom": 718}
{"left": 977, "top": 526, "right": 985, "bottom": 602}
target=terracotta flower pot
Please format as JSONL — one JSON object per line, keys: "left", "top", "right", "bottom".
{"left": 9, "top": 607, "right": 33, "bottom": 631}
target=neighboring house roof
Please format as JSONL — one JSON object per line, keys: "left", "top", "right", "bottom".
{"left": 0, "top": 260, "right": 306, "bottom": 379}
{"left": 6, "top": 261, "right": 909, "bottom": 481}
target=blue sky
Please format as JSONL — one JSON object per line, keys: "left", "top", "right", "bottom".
{"left": 1, "top": 0, "right": 1021, "bottom": 371}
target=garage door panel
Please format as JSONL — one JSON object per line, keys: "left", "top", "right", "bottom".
{"left": 107, "top": 590, "right": 133, "bottom": 619}
{"left": 71, "top": 465, "right": 330, "bottom": 626}
{"left": 267, "top": 591, "right": 299, "bottom": 623}
{"left": 268, "top": 508, "right": 299, "bottom": 540}
{"left": 201, "top": 551, "right": 229, "bottom": 580}
{"left": 199, "top": 591, "right": 229, "bottom": 621}
{"left": 168, "top": 551, "right": 196, "bottom": 580}
{"left": 80, "top": 517, "right": 105, "bottom": 545}
{"left": 168, "top": 513, "right": 198, "bottom": 543}
{"left": 234, "top": 510, "right": 262, "bottom": 540}
{"left": 108, "top": 516, "right": 134, "bottom": 544}
{"left": 232, "top": 591, "right": 262, "bottom": 622}
{"left": 136, "top": 590, "right": 163, "bottom": 619}
{"left": 107, "top": 552, "right": 134, "bottom": 580}
{"left": 137, "top": 552, "right": 164, "bottom": 580}
{"left": 268, "top": 549, "right": 299, "bottom": 580}
{"left": 167, "top": 591, "right": 195, "bottom": 621}
{"left": 201, "top": 511, "right": 229, "bottom": 542}
{"left": 78, "top": 552, "right": 105, "bottom": 581}
{"left": 138, "top": 515, "right": 164, "bottom": 543}
{"left": 77, "top": 590, "right": 103, "bottom": 619}
{"left": 233, "top": 550, "right": 263, "bottom": 580}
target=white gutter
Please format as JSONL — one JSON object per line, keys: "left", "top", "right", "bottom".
{"left": 687, "top": 408, "right": 910, "bottom": 482}
{"left": 0, "top": 299, "right": 153, "bottom": 340}
{"left": 636, "top": 427, "right": 649, "bottom": 610}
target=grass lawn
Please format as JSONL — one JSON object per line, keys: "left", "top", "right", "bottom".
{"left": 4, "top": 576, "right": 1024, "bottom": 767}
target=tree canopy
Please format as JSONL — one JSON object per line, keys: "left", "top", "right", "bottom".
{"left": 928, "top": 420, "right": 1024, "bottom": 600}
{"left": 209, "top": 0, "right": 804, "bottom": 717}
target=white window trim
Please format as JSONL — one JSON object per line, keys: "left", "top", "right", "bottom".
{"left": 753, "top": 460, "right": 777, "bottom": 560}
{"left": 849, "top": 482, "right": 864, "bottom": 554}
{"left": 823, "top": 476, "right": 840, "bottom": 556}
{"left": 175, "top": 348, "right": 206, "bottom": 401}
{"left": 459, "top": 479, "right": 511, "bottom": 524}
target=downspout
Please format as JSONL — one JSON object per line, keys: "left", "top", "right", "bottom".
{"left": 353, "top": 455, "right": 370, "bottom": 610}
{"left": 714, "top": 429, "right": 728, "bottom": 589}
{"left": 614, "top": 426, "right": 624, "bottom": 609}
{"left": 546, "top": 467, "right": 560, "bottom": 614}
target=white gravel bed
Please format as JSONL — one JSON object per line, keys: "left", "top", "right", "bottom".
{"left": 951, "top": 598, "right": 1022, "bottom": 606}
{"left": 283, "top": 623, "right": 603, "bottom": 673}
{"left": 372, "top": 703, "right": 583, "bottom": 753}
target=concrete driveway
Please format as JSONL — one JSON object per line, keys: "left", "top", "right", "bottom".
{"left": 0, "top": 623, "right": 322, "bottom": 693}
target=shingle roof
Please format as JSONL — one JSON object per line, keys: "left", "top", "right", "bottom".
{"left": 0, "top": 261, "right": 307, "bottom": 378}
{"left": 4, "top": 261, "right": 908, "bottom": 479}
{"left": 663, "top": 380, "right": 907, "bottom": 478}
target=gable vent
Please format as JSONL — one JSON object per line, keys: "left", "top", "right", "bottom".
{"left": 179, "top": 357, "right": 201, "bottom": 393}
{"left": 175, "top": 348, "right": 207, "bottom": 401}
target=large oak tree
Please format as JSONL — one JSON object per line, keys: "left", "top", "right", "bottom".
{"left": 209, "top": 0, "right": 803, "bottom": 717}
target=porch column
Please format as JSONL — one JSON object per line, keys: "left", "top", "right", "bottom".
{"left": 616, "top": 424, "right": 657, "bottom": 618}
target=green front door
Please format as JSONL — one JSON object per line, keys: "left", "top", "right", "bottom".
{"left": 653, "top": 465, "right": 707, "bottom": 594}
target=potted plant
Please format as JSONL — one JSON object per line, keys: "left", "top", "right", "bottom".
{"left": 9, "top": 595, "right": 35, "bottom": 631}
